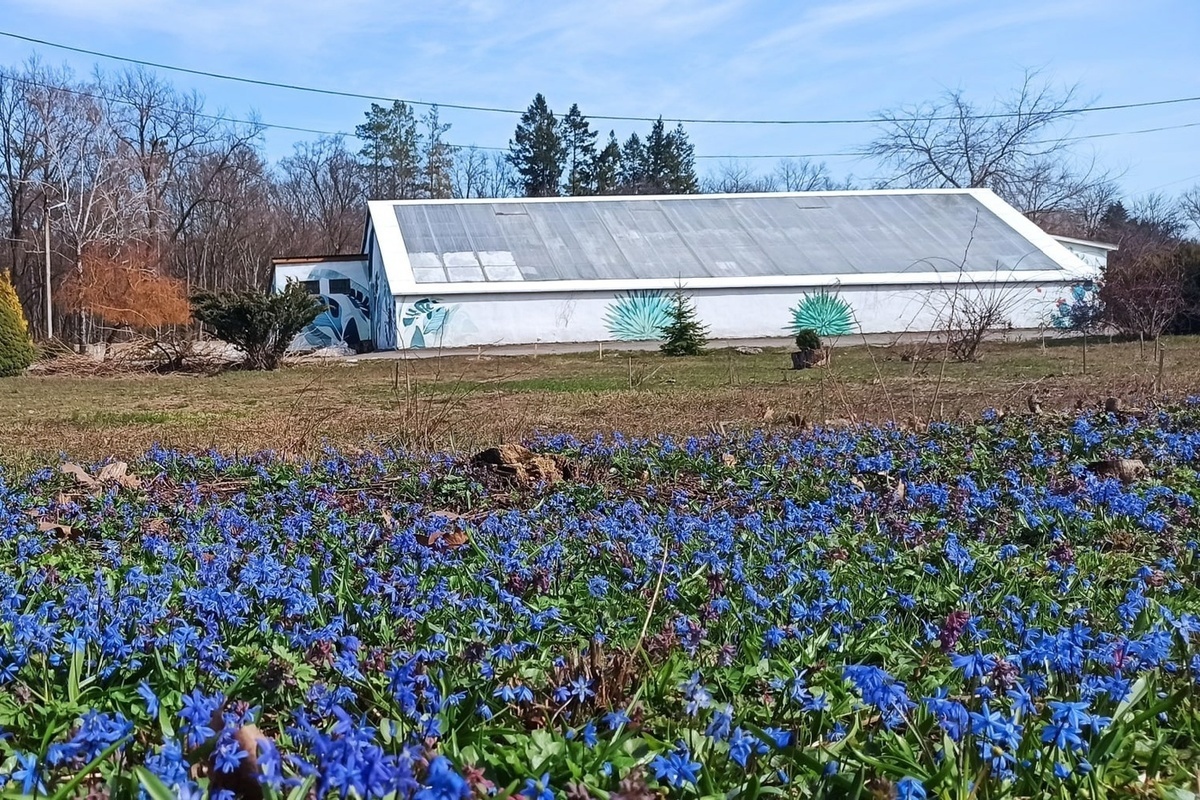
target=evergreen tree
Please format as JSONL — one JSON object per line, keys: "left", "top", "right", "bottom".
{"left": 619, "top": 133, "right": 647, "bottom": 193}
{"left": 643, "top": 118, "right": 671, "bottom": 193}
{"left": 0, "top": 270, "right": 35, "bottom": 377}
{"left": 356, "top": 101, "right": 423, "bottom": 199}
{"left": 559, "top": 103, "right": 598, "bottom": 196}
{"left": 594, "top": 132, "right": 623, "bottom": 195}
{"left": 659, "top": 288, "right": 708, "bottom": 356}
{"left": 644, "top": 118, "right": 698, "bottom": 194}
{"left": 666, "top": 122, "right": 699, "bottom": 193}
{"left": 508, "top": 94, "right": 565, "bottom": 197}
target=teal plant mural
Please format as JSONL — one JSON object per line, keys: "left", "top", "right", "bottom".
{"left": 789, "top": 292, "right": 855, "bottom": 337}
{"left": 401, "top": 298, "right": 454, "bottom": 349}
{"left": 604, "top": 290, "right": 672, "bottom": 341}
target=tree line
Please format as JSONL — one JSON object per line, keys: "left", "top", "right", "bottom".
{"left": 0, "top": 59, "right": 1197, "bottom": 344}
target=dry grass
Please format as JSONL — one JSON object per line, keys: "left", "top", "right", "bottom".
{"left": 1, "top": 335, "right": 1196, "bottom": 462}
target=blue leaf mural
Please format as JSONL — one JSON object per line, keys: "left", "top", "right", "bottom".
{"left": 604, "top": 290, "right": 672, "bottom": 341}
{"left": 295, "top": 267, "right": 372, "bottom": 351}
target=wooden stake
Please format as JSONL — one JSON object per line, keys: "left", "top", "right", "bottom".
{"left": 1156, "top": 344, "right": 1166, "bottom": 394}
{"left": 628, "top": 355, "right": 633, "bottom": 389}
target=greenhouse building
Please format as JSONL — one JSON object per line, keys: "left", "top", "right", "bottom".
{"left": 272, "top": 189, "right": 1112, "bottom": 352}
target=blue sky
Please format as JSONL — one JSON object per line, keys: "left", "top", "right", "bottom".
{"left": 0, "top": 0, "right": 1197, "bottom": 198}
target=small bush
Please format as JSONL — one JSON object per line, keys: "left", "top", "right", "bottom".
{"left": 0, "top": 270, "right": 35, "bottom": 377}
{"left": 190, "top": 281, "right": 322, "bottom": 370}
{"left": 794, "top": 328, "right": 823, "bottom": 351}
{"left": 659, "top": 289, "right": 708, "bottom": 357}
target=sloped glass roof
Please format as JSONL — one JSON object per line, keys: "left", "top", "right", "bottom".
{"left": 391, "top": 193, "right": 1062, "bottom": 284}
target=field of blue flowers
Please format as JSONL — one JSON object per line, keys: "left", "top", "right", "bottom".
{"left": 1, "top": 405, "right": 1199, "bottom": 799}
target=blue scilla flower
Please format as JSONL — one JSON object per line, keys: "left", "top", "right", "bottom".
{"left": 923, "top": 689, "right": 969, "bottom": 742}
{"left": 896, "top": 776, "right": 927, "bottom": 800}
{"left": 727, "top": 728, "right": 768, "bottom": 768}
{"left": 416, "top": 756, "right": 468, "bottom": 800}
{"left": 706, "top": 704, "right": 733, "bottom": 741}
{"left": 680, "top": 672, "right": 712, "bottom": 716}
{"left": 951, "top": 650, "right": 997, "bottom": 681}
{"left": 10, "top": 753, "right": 45, "bottom": 796}
{"left": 604, "top": 708, "right": 631, "bottom": 730}
{"left": 650, "top": 745, "right": 702, "bottom": 788}
{"left": 137, "top": 681, "right": 159, "bottom": 718}
{"left": 522, "top": 773, "right": 553, "bottom": 800}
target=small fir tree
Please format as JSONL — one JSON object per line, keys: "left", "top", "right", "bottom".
{"left": 659, "top": 289, "right": 708, "bottom": 357}
{"left": 0, "top": 270, "right": 35, "bottom": 377}
{"left": 190, "top": 281, "right": 322, "bottom": 370}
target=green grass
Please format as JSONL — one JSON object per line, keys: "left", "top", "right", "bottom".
{"left": 1, "top": 335, "right": 1196, "bottom": 461}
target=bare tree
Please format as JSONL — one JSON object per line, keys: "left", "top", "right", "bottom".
{"left": 421, "top": 105, "right": 455, "bottom": 199}
{"left": 1182, "top": 185, "right": 1200, "bottom": 236}
{"left": 276, "top": 135, "right": 366, "bottom": 254}
{"left": 773, "top": 158, "right": 835, "bottom": 192}
{"left": 866, "top": 70, "right": 1112, "bottom": 222}
{"left": 0, "top": 62, "right": 51, "bottom": 329}
{"left": 483, "top": 151, "right": 517, "bottom": 198}
{"left": 1100, "top": 195, "right": 1191, "bottom": 346}
{"left": 452, "top": 146, "right": 491, "bottom": 198}
{"left": 703, "top": 159, "right": 777, "bottom": 193}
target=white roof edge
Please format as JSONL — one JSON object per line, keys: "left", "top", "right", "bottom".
{"left": 382, "top": 187, "right": 991, "bottom": 207}
{"left": 1050, "top": 234, "right": 1120, "bottom": 251}
{"left": 387, "top": 268, "right": 1083, "bottom": 297}
{"left": 368, "top": 201, "right": 416, "bottom": 292}
{"left": 968, "top": 189, "right": 1094, "bottom": 280}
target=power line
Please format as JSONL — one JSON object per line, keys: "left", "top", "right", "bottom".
{"left": 4, "top": 70, "right": 1195, "bottom": 165}
{"left": 3, "top": 28, "right": 1200, "bottom": 126}
{"left": 695, "top": 120, "right": 1200, "bottom": 160}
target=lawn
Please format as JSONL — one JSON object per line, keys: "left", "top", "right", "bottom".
{"left": 1, "top": 405, "right": 1198, "bottom": 798}
{"left": 0, "top": 335, "right": 1197, "bottom": 462}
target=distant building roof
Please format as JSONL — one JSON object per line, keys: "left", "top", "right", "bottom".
{"left": 367, "top": 189, "right": 1093, "bottom": 295}
{"left": 1049, "top": 235, "right": 1119, "bottom": 251}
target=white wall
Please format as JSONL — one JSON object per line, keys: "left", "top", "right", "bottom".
{"left": 390, "top": 281, "right": 1082, "bottom": 350}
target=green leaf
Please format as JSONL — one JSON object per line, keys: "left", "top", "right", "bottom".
{"left": 286, "top": 774, "right": 318, "bottom": 800}
{"left": 48, "top": 734, "right": 131, "bottom": 800}
{"left": 133, "top": 767, "right": 177, "bottom": 800}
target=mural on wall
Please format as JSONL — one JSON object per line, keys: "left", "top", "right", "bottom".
{"left": 370, "top": 266, "right": 397, "bottom": 351}
{"left": 604, "top": 290, "right": 673, "bottom": 341}
{"left": 788, "top": 292, "right": 855, "bottom": 337}
{"left": 401, "top": 298, "right": 457, "bottom": 349}
{"left": 296, "top": 268, "right": 372, "bottom": 351}
{"left": 1049, "top": 281, "right": 1103, "bottom": 330}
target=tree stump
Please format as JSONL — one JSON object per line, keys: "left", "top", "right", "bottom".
{"left": 791, "top": 348, "right": 827, "bottom": 369}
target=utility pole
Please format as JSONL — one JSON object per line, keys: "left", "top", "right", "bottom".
{"left": 43, "top": 218, "right": 51, "bottom": 339}
{"left": 43, "top": 201, "right": 65, "bottom": 340}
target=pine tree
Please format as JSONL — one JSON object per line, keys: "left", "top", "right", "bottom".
{"left": 594, "top": 132, "right": 623, "bottom": 195}
{"left": 643, "top": 118, "right": 671, "bottom": 193}
{"left": 0, "top": 270, "right": 35, "bottom": 377}
{"left": 356, "top": 101, "right": 423, "bottom": 199}
{"left": 508, "top": 94, "right": 565, "bottom": 197}
{"left": 619, "top": 133, "right": 647, "bottom": 193}
{"left": 665, "top": 123, "right": 698, "bottom": 193}
{"left": 659, "top": 288, "right": 708, "bottom": 357}
{"left": 643, "top": 118, "right": 698, "bottom": 194}
{"left": 559, "top": 103, "right": 598, "bottom": 196}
